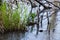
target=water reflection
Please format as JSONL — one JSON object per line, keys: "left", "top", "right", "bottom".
{"left": 0, "top": 32, "right": 25, "bottom": 40}
{"left": 0, "top": 11, "right": 60, "bottom": 40}
{"left": 1, "top": 0, "right": 60, "bottom": 40}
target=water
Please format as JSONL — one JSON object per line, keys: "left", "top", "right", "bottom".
{"left": 0, "top": 10, "right": 60, "bottom": 40}
{"left": 0, "top": 11, "right": 60, "bottom": 40}
{"left": 1, "top": 0, "right": 60, "bottom": 40}
{"left": 0, "top": 26, "right": 48, "bottom": 40}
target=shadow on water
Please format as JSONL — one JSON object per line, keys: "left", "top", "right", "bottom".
{"left": 0, "top": 32, "right": 25, "bottom": 40}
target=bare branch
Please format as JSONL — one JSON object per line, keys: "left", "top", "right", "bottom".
{"left": 35, "top": 0, "right": 52, "bottom": 9}
{"left": 45, "top": 0, "right": 60, "bottom": 9}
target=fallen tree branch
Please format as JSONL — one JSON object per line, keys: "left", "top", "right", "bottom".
{"left": 35, "top": 0, "right": 52, "bottom": 9}
{"left": 45, "top": 0, "right": 60, "bottom": 9}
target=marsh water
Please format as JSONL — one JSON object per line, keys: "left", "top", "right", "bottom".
{"left": 0, "top": 0, "right": 60, "bottom": 40}
{"left": 0, "top": 11, "right": 60, "bottom": 40}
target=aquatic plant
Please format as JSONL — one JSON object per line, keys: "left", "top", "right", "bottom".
{"left": 0, "top": 1, "right": 29, "bottom": 31}
{"left": 1, "top": 2, "right": 9, "bottom": 30}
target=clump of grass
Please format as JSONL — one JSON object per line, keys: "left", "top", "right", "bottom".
{"left": 0, "top": 1, "right": 29, "bottom": 32}
{"left": 12, "top": 9, "right": 20, "bottom": 30}
{"left": 27, "top": 12, "right": 36, "bottom": 24}
{"left": 1, "top": 2, "right": 8, "bottom": 29}
{"left": 30, "top": 13, "right": 36, "bottom": 21}
{"left": 0, "top": 0, "right": 37, "bottom": 32}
